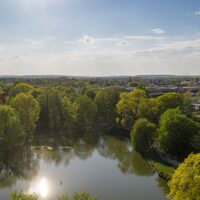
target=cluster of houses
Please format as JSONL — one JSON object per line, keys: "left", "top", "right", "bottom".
{"left": 147, "top": 86, "right": 200, "bottom": 97}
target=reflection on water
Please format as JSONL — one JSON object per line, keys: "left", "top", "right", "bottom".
{"left": 28, "top": 177, "right": 48, "bottom": 198}
{"left": 0, "top": 133, "right": 168, "bottom": 200}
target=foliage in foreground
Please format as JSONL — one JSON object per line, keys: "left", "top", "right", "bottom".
{"left": 11, "top": 192, "right": 38, "bottom": 200}
{"left": 168, "top": 153, "right": 200, "bottom": 200}
{"left": 11, "top": 192, "right": 98, "bottom": 200}
{"left": 59, "top": 191, "right": 98, "bottom": 200}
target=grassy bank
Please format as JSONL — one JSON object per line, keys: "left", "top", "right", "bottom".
{"left": 150, "top": 160, "right": 175, "bottom": 180}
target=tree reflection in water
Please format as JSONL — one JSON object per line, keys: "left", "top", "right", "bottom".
{"left": 97, "top": 135, "right": 154, "bottom": 176}
{"left": 0, "top": 132, "right": 168, "bottom": 196}
{"left": 0, "top": 146, "right": 39, "bottom": 189}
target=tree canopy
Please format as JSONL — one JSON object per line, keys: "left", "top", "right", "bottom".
{"left": 75, "top": 95, "right": 97, "bottom": 131}
{"left": 158, "top": 108, "right": 200, "bottom": 157}
{"left": 117, "top": 88, "right": 147, "bottom": 130}
{"left": 0, "top": 86, "right": 3, "bottom": 94}
{"left": 168, "top": 153, "right": 200, "bottom": 200}
{"left": 37, "top": 87, "right": 64, "bottom": 130}
{"left": 138, "top": 98, "right": 159, "bottom": 123}
{"left": 95, "top": 88, "right": 119, "bottom": 128}
{"left": 157, "top": 92, "right": 191, "bottom": 116}
{"left": 131, "top": 118, "right": 157, "bottom": 154}
{"left": 10, "top": 93, "right": 40, "bottom": 139}
{"left": 9, "top": 82, "right": 34, "bottom": 97}
{"left": 0, "top": 105, "right": 22, "bottom": 151}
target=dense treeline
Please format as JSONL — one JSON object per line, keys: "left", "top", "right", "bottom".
{"left": 0, "top": 82, "right": 121, "bottom": 150}
{"left": 0, "top": 82, "right": 200, "bottom": 157}
{"left": 0, "top": 80, "right": 200, "bottom": 200}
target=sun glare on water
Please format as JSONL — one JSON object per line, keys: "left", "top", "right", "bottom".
{"left": 28, "top": 177, "right": 49, "bottom": 198}
{"left": 39, "top": 178, "right": 48, "bottom": 197}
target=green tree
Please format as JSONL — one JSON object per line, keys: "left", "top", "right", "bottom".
{"left": 158, "top": 108, "right": 199, "bottom": 157}
{"left": 131, "top": 119, "right": 157, "bottom": 154}
{"left": 182, "top": 92, "right": 193, "bottom": 116}
{"left": 0, "top": 105, "right": 22, "bottom": 152}
{"left": 95, "top": 88, "right": 119, "bottom": 128}
{"left": 168, "top": 153, "right": 200, "bottom": 200}
{"left": 0, "top": 86, "right": 3, "bottom": 94}
{"left": 117, "top": 88, "right": 147, "bottom": 130}
{"left": 37, "top": 87, "right": 64, "bottom": 129}
{"left": 0, "top": 86, "right": 5, "bottom": 104}
{"left": 138, "top": 98, "right": 159, "bottom": 123}
{"left": 9, "top": 82, "right": 34, "bottom": 97}
{"left": 84, "top": 88, "right": 96, "bottom": 100}
{"left": 75, "top": 95, "right": 97, "bottom": 131}
{"left": 62, "top": 96, "right": 76, "bottom": 126}
{"left": 191, "top": 133, "right": 200, "bottom": 152}
{"left": 157, "top": 92, "right": 191, "bottom": 116}
{"left": 10, "top": 93, "right": 40, "bottom": 140}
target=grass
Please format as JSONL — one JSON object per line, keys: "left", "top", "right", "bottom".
{"left": 10, "top": 191, "right": 98, "bottom": 200}
{"left": 150, "top": 160, "right": 175, "bottom": 179}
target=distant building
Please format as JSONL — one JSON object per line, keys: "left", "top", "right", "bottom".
{"left": 125, "top": 87, "right": 137, "bottom": 91}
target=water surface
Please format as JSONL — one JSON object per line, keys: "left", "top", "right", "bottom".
{"left": 0, "top": 134, "right": 168, "bottom": 200}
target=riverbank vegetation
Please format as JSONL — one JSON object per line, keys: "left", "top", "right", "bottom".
{"left": 11, "top": 191, "right": 97, "bottom": 200}
{"left": 0, "top": 78, "right": 200, "bottom": 199}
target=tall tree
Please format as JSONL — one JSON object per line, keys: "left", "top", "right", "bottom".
{"left": 0, "top": 105, "right": 22, "bottom": 152}
{"left": 37, "top": 87, "right": 64, "bottom": 129}
{"left": 95, "top": 88, "right": 119, "bottom": 128}
{"left": 75, "top": 95, "right": 97, "bottom": 131}
{"left": 10, "top": 93, "right": 40, "bottom": 140}
{"left": 117, "top": 88, "right": 147, "bottom": 130}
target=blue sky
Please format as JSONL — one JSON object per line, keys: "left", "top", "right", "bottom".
{"left": 0, "top": 0, "right": 200, "bottom": 75}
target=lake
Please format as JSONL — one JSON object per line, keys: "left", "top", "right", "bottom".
{"left": 0, "top": 133, "right": 168, "bottom": 200}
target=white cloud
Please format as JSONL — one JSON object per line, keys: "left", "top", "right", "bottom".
{"left": 152, "top": 28, "right": 165, "bottom": 34}
{"left": 1, "top": 34, "right": 200, "bottom": 76}
{"left": 124, "top": 35, "right": 165, "bottom": 40}
{"left": 195, "top": 11, "right": 200, "bottom": 16}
